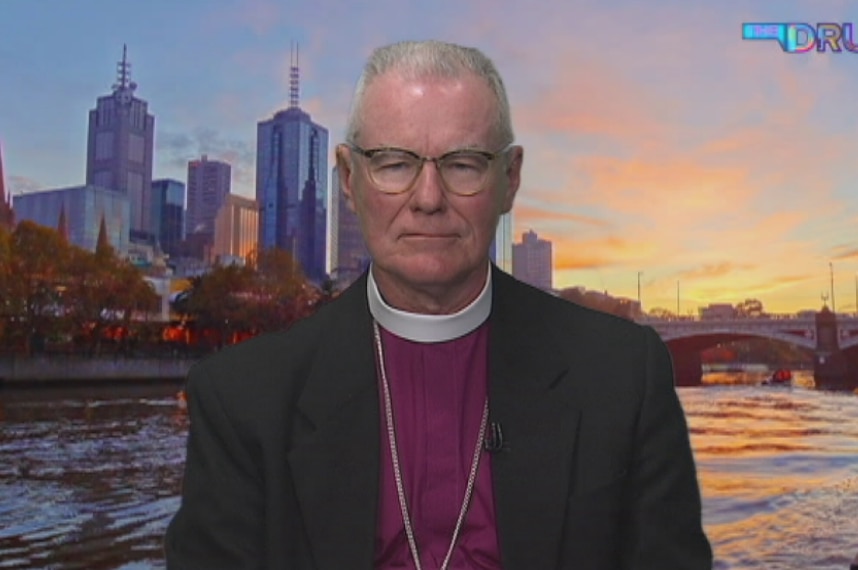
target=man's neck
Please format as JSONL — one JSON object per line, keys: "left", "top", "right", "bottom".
{"left": 369, "top": 264, "right": 490, "bottom": 315}
{"left": 367, "top": 264, "right": 493, "bottom": 343}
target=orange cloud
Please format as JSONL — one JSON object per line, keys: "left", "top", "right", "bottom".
{"left": 677, "top": 262, "right": 758, "bottom": 282}
{"left": 513, "top": 200, "right": 612, "bottom": 228}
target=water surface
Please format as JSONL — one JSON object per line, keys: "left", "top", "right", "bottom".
{"left": 1, "top": 374, "right": 857, "bottom": 569}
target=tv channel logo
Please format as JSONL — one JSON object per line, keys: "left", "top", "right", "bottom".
{"left": 742, "top": 22, "right": 858, "bottom": 53}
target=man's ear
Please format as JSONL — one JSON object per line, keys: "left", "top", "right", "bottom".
{"left": 500, "top": 145, "right": 523, "bottom": 214}
{"left": 335, "top": 145, "right": 358, "bottom": 214}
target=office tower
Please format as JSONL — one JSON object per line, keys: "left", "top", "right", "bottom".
{"left": 255, "top": 45, "right": 328, "bottom": 282}
{"left": 490, "top": 212, "right": 513, "bottom": 273}
{"left": 330, "top": 166, "right": 369, "bottom": 287}
{"left": 13, "top": 185, "right": 130, "bottom": 253}
{"left": 186, "top": 156, "right": 231, "bottom": 252}
{"left": 0, "top": 144, "right": 14, "bottom": 230}
{"left": 512, "top": 229, "right": 553, "bottom": 291}
{"left": 151, "top": 179, "right": 185, "bottom": 256}
{"left": 85, "top": 45, "right": 155, "bottom": 242}
{"left": 212, "top": 193, "right": 259, "bottom": 264}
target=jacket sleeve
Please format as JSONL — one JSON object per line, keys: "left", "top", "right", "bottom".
{"left": 624, "top": 326, "right": 713, "bottom": 569}
{"left": 164, "top": 359, "right": 265, "bottom": 570}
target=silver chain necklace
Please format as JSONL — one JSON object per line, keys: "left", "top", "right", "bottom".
{"left": 373, "top": 320, "right": 489, "bottom": 570}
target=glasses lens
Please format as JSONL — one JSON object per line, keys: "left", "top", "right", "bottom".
{"left": 440, "top": 152, "right": 491, "bottom": 195}
{"left": 367, "top": 150, "right": 420, "bottom": 193}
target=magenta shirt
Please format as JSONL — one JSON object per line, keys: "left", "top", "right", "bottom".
{"left": 374, "top": 322, "right": 502, "bottom": 569}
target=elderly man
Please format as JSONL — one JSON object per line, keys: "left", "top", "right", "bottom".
{"left": 165, "top": 40, "right": 712, "bottom": 569}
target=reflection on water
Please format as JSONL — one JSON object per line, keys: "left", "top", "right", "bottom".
{"left": 1, "top": 374, "right": 857, "bottom": 569}
{"left": 686, "top": 371, "right": 858, "bottom": 570}
{"left": 0, "top": 385, "right": 187, "bottom": 570}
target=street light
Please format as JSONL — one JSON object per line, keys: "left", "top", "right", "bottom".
{"left": 829, "top": 262, "right": 836, "bottom": 314}
{"left": 676, "top": 281, "right": 680, "bottom": 315}
{"left": 637, "top": 271, "right": 643, "bottom": 307}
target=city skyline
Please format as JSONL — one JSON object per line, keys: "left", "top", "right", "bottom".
{"left": 2, "top": 0, "right": 857, "bottom": 313}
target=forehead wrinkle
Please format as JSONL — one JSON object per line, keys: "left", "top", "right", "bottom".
{"left": 358, "top": 75, "right": 499, "bottom": 153}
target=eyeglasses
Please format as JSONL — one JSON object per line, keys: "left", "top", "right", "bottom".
{"left": 346, "top": 143, "right": 513, "bottom": 196}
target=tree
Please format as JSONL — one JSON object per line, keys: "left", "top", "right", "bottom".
{"left": 246, "top": 247, "right": 309, "bottom": 332}
{"left": 735, "top": 298, "right": 765, "bottom": 318}
{"left": 0, "top": 226, "right": 12, "bottom": 346}
{"left": 64, "top": 243, "right": 159, "bottom": 355}
{"left": 647, "top": 307, "right": 676, "bottom": 320}
{"left": 557, "top": 286, "right": 637, "bottom": 320}
{"left": 180, "top": 262, "right": 254, "bottom": 348}
{"left": 6, "top": 221, "right": 71, "bottom": 353}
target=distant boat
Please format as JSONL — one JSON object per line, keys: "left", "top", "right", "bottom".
{"left": 762, "top": 368, "right": 792, "bottom": 386}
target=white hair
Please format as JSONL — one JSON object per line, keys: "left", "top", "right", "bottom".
{"left": 344, "top": 40, "right": 514, "bottom": 146}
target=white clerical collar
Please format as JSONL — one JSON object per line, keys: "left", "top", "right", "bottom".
{"left": 367, "top": 263, "right": 492, "bottom": 343}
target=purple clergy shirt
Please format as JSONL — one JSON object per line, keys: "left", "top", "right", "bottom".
{"left": 374, "top": 321, "right": 502, "bottom": 569}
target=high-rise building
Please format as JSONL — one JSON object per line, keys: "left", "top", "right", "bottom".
{"left": 489, "top": 212, "right": 513, "bottom": 273}
{"left": 85, "top": 45, "right": 155, "bottom": 241}
{"left": 512, "top": 229, "right": 553, "bottom": 291}
{"left": 186, "top": 155, "right": 231, "bottom": 248}
{"left": 151, "top": 178, "right": 185, "bottom": 256}
{"left": 212, "top": 193, "right": 259, "bottom": 264}
{"left": 255, "top": 47, "right": 328, "bottom": 282}
{"left": 330, "top": 166, "right": 369, "bottom": 287}
{"left": 0, "top": 143, "right": 14, "bottom": 230}
{"left": 13, "top": 185, "right": 130, "bottom": 253}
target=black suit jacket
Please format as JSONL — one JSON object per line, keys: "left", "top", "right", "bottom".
{"left": 165, "top": 267, "right": 712, "bottom": 569}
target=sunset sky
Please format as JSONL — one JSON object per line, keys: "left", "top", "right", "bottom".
{"left": 2, "top": 0, "right": 857, "bottom": 314}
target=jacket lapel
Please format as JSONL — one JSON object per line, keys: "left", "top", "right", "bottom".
{"left": 286, "top": 275, "right": 381, "bottom": 570}
{"left": 489, "top": 269, "right": 583, "bottom": 570}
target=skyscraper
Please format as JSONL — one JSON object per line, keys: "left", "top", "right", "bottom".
{"left": 0, "top": 143, "right": 14, "bottom": 230}
{"left": 186, "top": 155, "right": 231, "bottom": 247}
{"left": 85, "top": 45, "right": 155, "bottom": 241}
{"left": 255, "top": 46, "right": 328, "bottom": 282}
{"left": 151, "top": 178, "right": 185, "bottom": 256}
{"left": 512, "top": 229, "right": 553, "bottom": 291}
{"left": 330, "top": 165, "right": 369, "bottom": 287}
{"left": 212, "top": 193, "right": 259, "bottom": 264}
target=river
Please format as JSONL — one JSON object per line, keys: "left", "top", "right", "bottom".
{"left": 1, "top": 372, "right": 857, "bottom": 569}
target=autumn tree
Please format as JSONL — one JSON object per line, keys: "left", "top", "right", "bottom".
{"left": 735, "top": 298, "right": 765, "bottom": 318}
{"left": 246, "top": 247, "right": 310, "bottom": 332}
{"left": 183, "top": 261, "right": 254, "bottom": 346}
{"left": 5, "top": 221, "right": 71, "bottom": 353}
{"left": 0, "top": 226, "right": 12, "bottom": 346}
{"left": 64, "top": 239, "right": 159, "bottom": 355}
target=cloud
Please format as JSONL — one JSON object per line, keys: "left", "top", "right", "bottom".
{"left": 831, "top": 247, "right": 858, "bottom": 261}
{"left": 690, "top": 273, "right": 817, "bottom": 306}
{"left": 553, "top": 234, "right": 659, "bottom": 271}
{"left": 513, "top": 200, "right": 612, "bottom": 228}
{"left": 157, "top": 128, "right": 256, "bottom": 194}
{"left": 204, "top": 0, "right": 283, "bottom": 36}
{"left": 7, "top": 175, "right": 42, "bottom": 195}
{"left": 676, "top": 262, "right": 757, "bottom": 282}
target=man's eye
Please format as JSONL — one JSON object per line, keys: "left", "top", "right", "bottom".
{"left": 373, "top": 153, "right": 414, "bottom": 170}
{"left": 446, "top": 156, "right": 484, "bottom": 172}
{"left": 376, "top": 160, "right": 411, "bottom": 171}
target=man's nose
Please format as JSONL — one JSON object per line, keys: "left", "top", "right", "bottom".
{"left": 408, "top": 160, "right": 447, "bottom": 212}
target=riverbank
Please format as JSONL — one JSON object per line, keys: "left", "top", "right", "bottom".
{"left": 0, "top": 355, "right": 196, "bottom": 386}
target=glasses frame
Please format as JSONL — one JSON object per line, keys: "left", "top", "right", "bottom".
{"left": 345, "top": 143, "right": 514, "bottom": 196}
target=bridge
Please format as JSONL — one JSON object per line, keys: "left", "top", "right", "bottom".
{"left": 635, "top": 309, "right": 858, "bottom": 389}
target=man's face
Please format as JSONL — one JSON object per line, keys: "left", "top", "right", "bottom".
{"left": 337, "top": 71, "right": 523, "bottom": 299}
